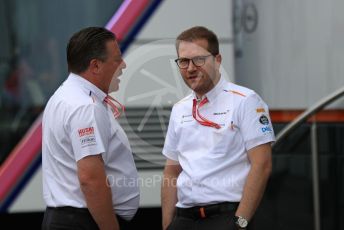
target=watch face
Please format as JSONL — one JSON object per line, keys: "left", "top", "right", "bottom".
{"left": 238, "top": 217, "right": 248, "bottom": 227}
{"left": 235, "top": 216, "right": 248, "bottom": 228}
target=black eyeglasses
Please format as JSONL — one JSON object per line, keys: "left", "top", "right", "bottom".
{"left": 175, "top": 54, "right": 213, "bottom": 69}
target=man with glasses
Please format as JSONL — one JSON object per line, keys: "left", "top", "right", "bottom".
{"left": 161, "top": 26, "right": 275, "bottom": 230}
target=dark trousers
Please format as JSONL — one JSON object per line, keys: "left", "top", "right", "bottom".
{"left": 167, "top": 202, "right": 250, "bottom": 230}
{"left": 42, "top": 207, "right": 132, "bottom": 230}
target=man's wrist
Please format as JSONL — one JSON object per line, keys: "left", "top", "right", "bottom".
{"left": 233, "top": 215, "right": 248, "bottom": 229}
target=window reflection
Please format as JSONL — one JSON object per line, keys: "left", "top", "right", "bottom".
{"left": 0, "top": 0, "right": 122, "bottom": 164}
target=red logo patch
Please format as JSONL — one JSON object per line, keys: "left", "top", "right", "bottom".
{"left": 78, "top": 127, "right": 94, "bottom": 137}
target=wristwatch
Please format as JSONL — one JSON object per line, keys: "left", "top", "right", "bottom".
{"left": 234, "top": 215, "right": 248, "bottom": 229}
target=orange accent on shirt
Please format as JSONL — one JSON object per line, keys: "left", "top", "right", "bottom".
{"left": 229, "top": 90, "right": 246, "bottom": 97}
{"left": 200, "top": 207, "right": 206, "bottom": 218}
{"left": 256, "top": 108, "right": 265, "bottom": 113}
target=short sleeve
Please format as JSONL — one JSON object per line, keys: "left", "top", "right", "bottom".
{"left": 68, "top": 104, "right": 110, "bottom": 161}
{"left": 162, "top": 107, "right": 179, "bottom": 161}
{"left": 238, "top": 93, "right": 275, "bottom": 151}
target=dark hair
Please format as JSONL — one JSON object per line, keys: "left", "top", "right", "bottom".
{"left": 176, "top": 26, "right": 219, "bottom": 56}
{"left": 67, "top": 27, "right": 116, "bottom": 73}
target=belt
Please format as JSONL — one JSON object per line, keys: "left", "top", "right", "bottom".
{"left": 176, "top": 202, "right": 239, "bottom": 220}
{"left": 47, "top": 206, "right": 128, "bottom": 222}
{"left": 47, "top": 206, "right": 91, "bottom": 214}
{"left": 46, "top": 206, "right": 98, "bottom": 229}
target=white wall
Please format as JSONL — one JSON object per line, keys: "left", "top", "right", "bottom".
{"left": 234, "top": 0, "right": 344, "bottom": 109}
{"left": 9, "top": 167, "right": 45, "bottom": 212}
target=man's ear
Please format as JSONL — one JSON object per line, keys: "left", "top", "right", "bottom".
{"left": 89, "top": 59, "right": 101, "bottom": 74}
{"left": 215, "top": 54, "right": 222, "bottom": 69}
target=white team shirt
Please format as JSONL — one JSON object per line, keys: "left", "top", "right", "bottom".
{"left": 162, "top": 77, "right": 275, "bottom": 208}
{"left": 42, "top": 73, "right": 139, "bottom": 220}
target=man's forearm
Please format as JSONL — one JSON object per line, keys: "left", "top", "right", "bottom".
{"left": 78, "top": 155, "right": 119, "bottom": 230}
{"left": 161, "top": 174, "right": 178, "bottom": 230}
{"left": 235, "top": 143, "right": 272, "bottom": 222}
{"left": 235, "top": 161, "right": 271, "bottom": 221}
{"left": 161, "top": 160, "right": 181, "bottom": 230}
{"left": 81, "top": 179, "right": 119, "bottom": 230}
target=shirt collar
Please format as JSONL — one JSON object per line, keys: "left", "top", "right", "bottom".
{"left": 68, "top": 73, "right": 107, "bottom": 101}
{"left": 192, "top": 76, "right": 226, "bottom": 103}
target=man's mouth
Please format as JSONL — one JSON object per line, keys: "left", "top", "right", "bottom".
{"left": 188, "top": 75, "right": 199, "bottom": 80}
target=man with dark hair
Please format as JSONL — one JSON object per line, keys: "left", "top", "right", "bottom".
{"left": 42, "top": 27, "right": 139, "bottom": 230}
{"left": 161, "top": 26, "right": 275, "bottom": 230}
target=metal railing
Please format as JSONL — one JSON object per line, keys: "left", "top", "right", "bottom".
{"left": 273, "top": 85, "right": 344, "bottom": 230}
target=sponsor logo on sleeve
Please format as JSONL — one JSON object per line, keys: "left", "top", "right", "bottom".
{"left": 78, "top": 127, "right": 97, "bottom": 147}
{"left": 259, "top": 115, "right": 269, "bottom": 125}
{"left": 78, "top": 127, "right": 94, "bottom": 137}
{"left": 261, "top": 126, "right": 272, "bottom": 133}
{"left": 256, "top": 108, "right": 265, "bottom": 113}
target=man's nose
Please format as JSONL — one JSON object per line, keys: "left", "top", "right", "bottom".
{"left": 187, "top": 60, "right": 197, "bottom": 72}
{"left": 121, "top": 60, "right": 127, "bottom": 69}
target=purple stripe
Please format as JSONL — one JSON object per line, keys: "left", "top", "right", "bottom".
{"left": 105, "top": 0, "right": 132, "bottom": 30}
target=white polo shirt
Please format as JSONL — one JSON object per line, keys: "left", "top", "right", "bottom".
{"left": 162, "top": 77, "right": 275, "bottom": 208}
{"left": 42, "top": 73, "right": 139, "bottom": 220}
